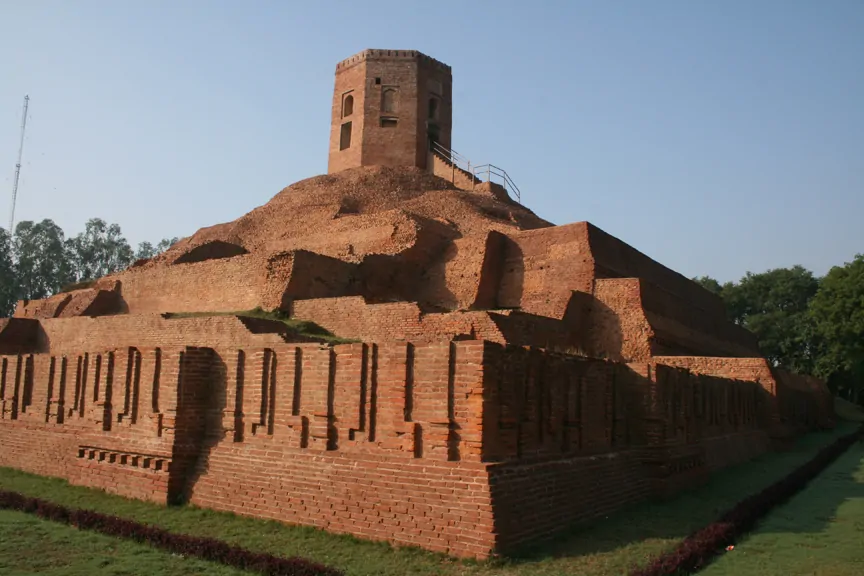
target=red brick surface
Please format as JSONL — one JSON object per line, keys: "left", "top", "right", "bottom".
{"left": 328, "top": 50, "right": 452, "bottom": 173}
{"left": 0, "top": 347, "right": 191, "bottom": 503}
{"left": 32, "top": 315, "right": 326, "bottom": 355}
{"left": 0, "top": 49, "right": 836, "bottom": 559}
{"left": 653, "top": 356, "right": 836, "bottom": 437}
{"left": 0, "top": 319, "right": 39, "bottom": 355}
{"left": 0, "top": 339, "right": 828, "bottom": 557}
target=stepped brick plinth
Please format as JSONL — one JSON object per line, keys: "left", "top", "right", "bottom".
{"left": 0, "top": 48, "right": 834, "bottom": 558}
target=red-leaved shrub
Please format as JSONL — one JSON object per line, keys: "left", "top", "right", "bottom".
{"left": 0, "top": 490, "right": 343, "bottom": 576}
{"left": 630, "top": 425, "right": 863, "bottom": 576}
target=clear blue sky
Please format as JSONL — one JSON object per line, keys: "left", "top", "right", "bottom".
{"left": 1, "top": 0, "right": 862, "bottom": 283}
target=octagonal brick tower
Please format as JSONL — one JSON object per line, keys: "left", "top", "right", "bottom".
{"left": 327, "top": 49, "right": 453, "bottom": 174}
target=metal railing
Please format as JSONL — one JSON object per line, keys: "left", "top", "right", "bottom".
{"left": 471, "top": 163, "right": 522, "bottom": 204}
{"left": 430, "top": 141, "right": 476, "bottom": 182}
{"left": 429, "top": 141, "right": 522, "bottom": 204}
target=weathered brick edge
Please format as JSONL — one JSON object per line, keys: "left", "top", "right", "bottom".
{"left": 630, "top": 424, "right": 864, "bottom": 576}
{"left": 0, "top": 490, "right": 344, "bottom": 576}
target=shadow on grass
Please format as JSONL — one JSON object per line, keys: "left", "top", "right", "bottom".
{"left": 0, "top": 425, "right": 855, "bottom": 576}
{"left": 500, "top": 425, "right": 855, "bottom": 566}
{"left": 756, "top": 442, "right": 864, "bottom": 535}
{"left": 697, "top": 442, "right": 864, "bottom": 576}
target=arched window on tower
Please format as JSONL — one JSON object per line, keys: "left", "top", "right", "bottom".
{"left": 428, "top": 97, "right": 439, "bottom": 121}
{"left": 382, "top": 88, "right": 397, "bottom": 114}
{"left": 342, "top": 94, "right": 354, "bottom": 117}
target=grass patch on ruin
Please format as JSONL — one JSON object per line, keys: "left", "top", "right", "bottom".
{"left": 699, "top": 439, "right": 864, "bottom": 576}
{"left": 0, "top": 424, "right": 856, "bottom": 576}
{"left": 0, "top": 508, "right": 249, "bottom": 576}
{"left": 164, "top": 307, "right": 358, "bottom": 345}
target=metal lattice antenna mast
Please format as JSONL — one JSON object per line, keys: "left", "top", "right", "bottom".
{"left": 8, "top": 95, "right": 30, "bottom": 234}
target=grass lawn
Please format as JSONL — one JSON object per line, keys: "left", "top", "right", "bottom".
{"left": 0, "top": 424, "right": 855, "bottom": 576}
{"left": 834, "top": 397, "right": 864, "bottom": 423}
{"left": 0, "top": 509, "right": 248, "bottom": 576}
{"left": 700, "top": 438, "right": 864, "bottom": 576}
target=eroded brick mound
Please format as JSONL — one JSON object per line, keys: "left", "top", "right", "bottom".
{"left": 14, "top": 288, "right": 121, "bottom": 320}
{"left": 150, "top": 165, "right": 551, "bottom": 264}
{"left": 3, "top": 165, "right": 765, "bottom": 365}
{"left": 61, "top": 166, "right": 552, "bottom": 317}
{"left": 172, "top": 240, "right": 248, "bottom": 264}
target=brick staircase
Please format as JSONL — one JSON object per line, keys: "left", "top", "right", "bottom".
{"left": 428, "top": 141, "right": 522, "bottom": 204}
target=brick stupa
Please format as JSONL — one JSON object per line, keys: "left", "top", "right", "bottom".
{"left": 0, "top": 49, "right": 834, "bottom": 558}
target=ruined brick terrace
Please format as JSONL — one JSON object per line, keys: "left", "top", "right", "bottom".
{"left": 0, "top": 48, "right": 834, "bottom": 558}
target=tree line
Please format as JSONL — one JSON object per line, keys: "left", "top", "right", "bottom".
{"left": 0, "top": 218, "right": 177, "bottom": 316}
{"left": 695, "top": 256, "right": 864, "bottom": 403}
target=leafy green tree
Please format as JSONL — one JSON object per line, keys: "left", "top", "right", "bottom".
{"left": 0, "top": 227, "right": 16, "bottom": 316}
{"left": 1, "top": 218, "right": 177, "bottom": 310}
{"left": 66, "top": 218, "right": 134, "bottom": 282}
{"left": 156, "top": 237, "right": 179, "bottom": 253}
{"left": 12, "top": 220, "right": 73, "bottom": 300}
{"left": 724, "top": 266, "right": 821, "bottom": 372}
{"left": 696, "top": 267, "right": 821, "bottom": 373}
{"left": 135, "top": 241, "right": 155, "bottom": 260}
{"left": 809, "top": 254, "right": 864, "bottom": 402}
{"left": 134, "top": 237, "right": 178, "bottom": 260}
{"left": 693, "top": 275, "right": 724, "bottom": 295}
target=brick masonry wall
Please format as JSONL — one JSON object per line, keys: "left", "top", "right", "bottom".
{"left": 0, "top": 319, "right": 39, "bottom": 355}
{"left": 415, "top": 232, "right": 505, "bottom": 311}
{"left": 644, "top": 362, "right": 770, "bottom": 444}
{"left": 651, "top": 356, "right": 835, "bottom": 438}
{"left": 588, "top": 278, "right": 761, "bottom": 361}
{"left": 487, "top": 310, "right": 579, "bottom": 352}
{"left": 0, "top": 339, "right": 833, "bottom": 558}
{"left": 58, "top": 289, "right": 120, "bottom": 318}
{"left": 173, "top": 240, "right": 248, "bottom": 264}
{"left": 360, "top": 56, "right": 421, "bottom": 168}
{"left": 627, "top": 361, "right": 775, "bottom": 497}
{"left": 328, "top": 50, "right": 453, "bottom": 173}
{"left": 651, "top": 356, "right": 777, "bottom": 391}
{"left": 638, "top": 279, "right": 760, "bottom": 356}
{"left": 587, "top": 278, "right": 654, "bottom": 361}
{"left": 0, "top": 340, "right": 495, "bottom": 557}
{"left": 358, "top": 215, "right": 456, "bottom": 306}
{"left": 34, "top": 316, "right": 290, "bottom": 355}
{"left": 191, "top": 450, "right": 495, "bottom": 557}
{"left": 293, "top": 295, "right": 583, "bottom": 352}
{"left": 276, "top": 250, "right": 361, "bottom": 310}
{"left": 89, "top": 250, "right": 361, "bottom": 316}
{"left": 328, "top": 59, "right": 366, "bottom": 173}
{"left": 773, "top": 367, "right": 836, "bottom": 431}
{"left": 114, "top": 255, "right": 263, "bottom": 314}
{"left": 0, "top": 347, "right": 194, "bottom": 503}
{"left": 479, "top": 345, "right": 774, "bottom": 552}
{"left": 265, "top": 212, "right": 409, "bottom": 261}
{"left": 292, "top": 297, "right": 423, "bottom": 341}
{"left": 492, "top": 222, "right": 758, "bottom": 359}
{"left": 489, "top": 450, "right": 653, "bottom": 552}
{"left": 479, "top": 345, "right": 653, "bottom": 461}
{"left": 586, "top": 223, "right": 727, "bottom": 318}
{"left": 497, "top": 222, "right": 596, "bottom": 318}
{"left": 14, "top": 292, "right": 72, "bottom": 319}
{"left": 186, "top": 340, "right": 494, "bottom": 556}
{"left": 292, "top": 296, "right": 504, "bottom": 343}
